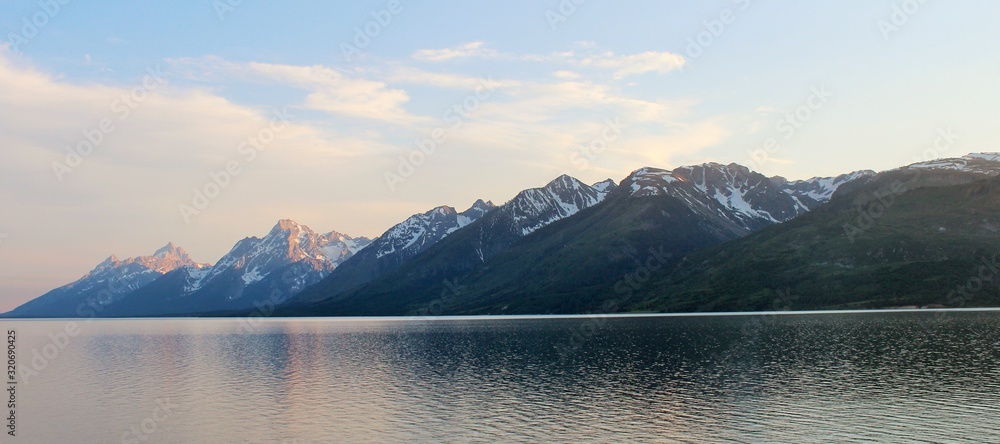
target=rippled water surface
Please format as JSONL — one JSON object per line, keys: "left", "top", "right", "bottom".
{"left": 9, "top": 311, "right": 1000, "bottom": 442}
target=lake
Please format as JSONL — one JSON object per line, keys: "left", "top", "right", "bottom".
{"left": 6, "top": 310, "right": 1000, "bottom": 443}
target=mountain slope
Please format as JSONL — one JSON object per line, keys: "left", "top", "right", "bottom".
{"left": 290, "top": 175, "right": 615, "bottom": 308}
{"left": 293, "top": 200, "right": 496, "bottom": 303}
{"left": 285, "top": 163, "right": 872, "bottom": 316}
{"left": 7, "top": 243, "right": 210, "bottom": 317}
{"left": 97, "top": 220, "right": 371, "bottom": 316}
{"left": 903, "top": 152, "right": 1000, "bottom": 176}
{"left": 779, "top": 170, "right": 878, "bottom": 211}
{"left": 628, "top": 169, "right": 1000, "bottom": 312}
{"left": 10, "top": 153, "right": 998, "bottom": 318}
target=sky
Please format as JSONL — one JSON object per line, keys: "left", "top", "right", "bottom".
{"left": 1, "top": 0, "right": 999, "bottom": 311}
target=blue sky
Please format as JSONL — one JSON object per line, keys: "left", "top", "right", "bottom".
{"left": 1, "top": 0, "right": 999, "bottom": 310}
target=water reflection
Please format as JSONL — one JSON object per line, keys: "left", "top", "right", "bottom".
{"left": 10, "top": 311, "right": 1000, "bottom": 442}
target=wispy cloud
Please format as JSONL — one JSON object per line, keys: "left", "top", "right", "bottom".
{"left": 0, "top": 48, "right": 392, "bottom": 286}
{"left": 412, "top": 41, "right": 499, "bottom": 62}
{"left": 576, "top": 51, "right": 686, "bottom": 79}
{"left": 553, "top": 70, "right": 581, "bottom": 80}
{"left": 412, "top": 43, "right": 685, "bottom": 79}
{"left": 386, "top": 66, "right": 520, "bottom": 90}
{"left": 250, "top": 62, "right": 423, "bottom": 124}
{"left": 170, "top": 56, "right": 426, "bottom": 124}
{"left": 0, "top": 43, "right": 721, "bottom": 306}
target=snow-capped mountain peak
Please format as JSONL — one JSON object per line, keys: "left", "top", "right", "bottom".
{"left": 374, "top": 202, "right": 495, "bottom": 259}
{"left": 458, "top": 199, "right": 497, "bottom": 228}
{"left": 298, "top": 199, "right": 499, "bottom": 301}
{"left": 902, "top": 152, "right": 1000, "bottom": 176}
{"left": 591, "top": 179, "right": 618, "bottom": 194}
{"left": 182, "top": 220, "right": 372, "bottom": 294}
{"left": 60, "top": 243, "right": 209, "bottom": 298}
{"left": 624, "top": 162, "right": 874, "bottom": 232}
{"left": 781, "top": 170, "right": 877, "bottom": 211}
{"left": 499, "top": 174, "right": 608, "bottom": 236}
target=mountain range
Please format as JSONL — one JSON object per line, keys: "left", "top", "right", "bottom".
{"left": 6, "top": 153, "right": 1000, "bottom": 318}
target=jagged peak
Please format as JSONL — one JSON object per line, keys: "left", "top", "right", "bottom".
{"left": 786, "top": 169, "right": 876, "bottom": 185}
{"left": 324, "top": 230, "right": 363, "bottom": 243}
{"left": 99, "top": 254, "right": 121, "bottom": 267}
{"left": 458, "top": 199, "right": 496, "bottom": 221}
{"left": 429, "top": 205, "right": 457, "bottom": 216}
{"left": 153, "top": 242, "right": 183, "bottom": 258}
{"left": 628, "top": 166, "right": 670, "bottom": 178}
{"left": 504, "top": 174, "right": 593, "bottom": 207}
{"left": 544, "top": 174, "right": 586, "bottom": 191}
{"left": 626, "top": 163, "right": 767, "bottom": 189}
{"left": 272, "top": 219, "right": 304, "bottom": 232}
{"left": 467, "top": 199, "right": 496, "bottom": 211}
{"left": 267, "top": 220, "right": 325, "bottom": 243}
{"left": 591, "top": 179, "right": 619, "bottom": 193}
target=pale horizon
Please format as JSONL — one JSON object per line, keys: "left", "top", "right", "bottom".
{"left": 3, "top": 0, "right": 999, "bottom": 311}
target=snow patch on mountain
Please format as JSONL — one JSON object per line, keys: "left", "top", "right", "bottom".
{"left": 903, "top": 153, "right": 1000, "bottom": 175}
{"left": 181, "top": 220, "right": 372, "bottom": 297}
{"left": 591, "top": 179, "right": 619, "bottom": 194}
{"left": 39, "top": 243, "right": 212, "bottom": 309}
{"left": 781, "top": 170, "right": 877, "bottom": 211}
{"left": 374, "top": 200, "right": 497, "bottom": 259}
{"left": 624, "top": 163, "right": 875, "bottom": 231}
{"left": 506, "top": 175, "right": 607, "bottom": 236}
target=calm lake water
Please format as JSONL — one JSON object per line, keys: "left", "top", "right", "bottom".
{"left": 6, "top": 311, "right": 1000, "bottom": 443}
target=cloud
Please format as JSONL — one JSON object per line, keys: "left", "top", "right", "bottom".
{"left": 553, "top": 70, "right": 581, "bottom": 80}
{"left": 412, "top": 41, "right": 499, "bottom": 62}
{"left": 410, "top": 43, "right": 685, "bottom": 79}
{"left": 524, "top": 49, "right": 686, "bottom": 79}
{"left": 252, "top": 62, "right": 423, "bottom": 124}
{"left": 488, "top": 79, "right": 691, "bottom": 125}
{"left": 0, "top": 45, "right": 724, "bottom": 309}
{"left": 576, "top": 51, "right": 687, "bottom": 78}
{"left": 0, "top": 48, "right": 402, "bottom": 307}
{"left": 170, "top": 56, "right": 426, "bottom": 124}
{"left": 386, "top": 66, "right": 521, "bottom": 90}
